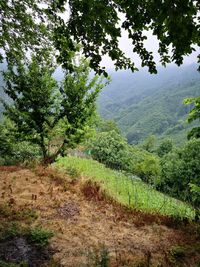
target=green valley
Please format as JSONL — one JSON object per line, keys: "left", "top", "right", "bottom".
{"left": 98, "top": 64, "right": 200, "bottom": 144}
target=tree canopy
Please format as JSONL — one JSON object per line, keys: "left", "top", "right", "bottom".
{"left": 2, "top": 55, "right": 105, "bottom": 162}
{"left": 184, "top": 96, "right": 200, "bottom": 139}
{"left": 0, "top": 0, "right": 199, "bottom": 74}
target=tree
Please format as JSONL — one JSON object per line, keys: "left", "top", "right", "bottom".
{"left": 0, "top": 0, "right": 52, "bottom": 65}
{"left": 97, "top": 119, "right": 121, "bottom": 134}
{"left": 184, "top": 96, "right": 200, "bottom": 139}
{"left": 159, "top": 139, "right": 200, "bottom": 207}
{"left": 89, "top": 130, "right": 131, "bottom": 170}
{"left": 156, "top": 138, "right": 173, "bottom": 157}
{"left": 2, "top": 55, "right": 105, "bottom": 162}
{"left": 141, "top": 135, "right": 156, "bottom": 152}
{"left": 0, "top": 1, "right": 199, "bottom": 74}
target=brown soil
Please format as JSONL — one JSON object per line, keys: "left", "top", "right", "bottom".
{"left": 0, "top": 166, "right": 199, "bottom": 267}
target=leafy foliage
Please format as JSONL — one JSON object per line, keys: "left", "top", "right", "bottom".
{"left": 184, "top": 96, "right": 200, "bottom": 139}
{"left": 141, "top": 135, "right": 156, "bottom": 152}
{"left": 159, "top": 139, "right": 200, "bottom": 207}
{"left": 27, "top": 227, "right": 53, "bottom": 247}
{"left": 89, "top": 130, "right": 130, "bottom": 170}
{"left": 97, "top": 119, "right": 121, "bottom": 134}
{"left": 0, "top": 1, "right": 199, "bottom": 73}
{"left": 2, "top": 55, "right": 105, "bottom": 162}
{"left": 0, "top": 0, "right": 51, "bottom": 65}
{"left": 88, "top": 130, "right": 161, "bottom": 183}
{"left": 54, "top": 0, "right": 200, "bottom": 73}
{"left": 156, "top": 138, "right": 173, "bottom": 157}
{"left": 0, "top": 119, "right": 14, "bottom": 157}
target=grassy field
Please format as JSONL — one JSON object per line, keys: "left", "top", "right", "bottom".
{"left": 53, "top": 156, "right": 195, "bottom": 219}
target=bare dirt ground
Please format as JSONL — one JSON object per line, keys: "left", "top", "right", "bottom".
{"left": 0, "top": 165, "right": 199, "bottom": 267}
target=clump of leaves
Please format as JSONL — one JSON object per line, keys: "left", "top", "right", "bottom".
{"left": 0, "top": 221, "right": 53, "bottom": 249}
{"left": 0, "top": 221, "right": 25, "bottom": 241}
{"left": 26, "top": 227, "right": 54, "bottom": 247}
{"left": 159, "top": 139, "right": 200, "bottom": 207}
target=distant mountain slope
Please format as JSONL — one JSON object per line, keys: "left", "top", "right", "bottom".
{"left": 98, "top": 64, "right": 200, "bottom": 144}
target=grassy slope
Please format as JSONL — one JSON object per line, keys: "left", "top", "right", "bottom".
{"left": 53, "top": 156, "right": 195, "bottom": 219}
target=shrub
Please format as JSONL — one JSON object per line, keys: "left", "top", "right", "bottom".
{"left": 27, "top": 227, "right": 53, "bottom": 247}
{"left": 89, "top": 130, "right": 131, "bottom": 170}
{"left": 156, "top": 138, "right": 173, "bottom": 157}
{"left": 159, "top": 139, "right": 200, "bottom": 206}
{"left": 88, "top": 131, "right": 161, "bottom": 184}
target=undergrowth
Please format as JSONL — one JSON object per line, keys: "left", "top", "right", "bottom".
{"left": 0, "top": 203, "right": 53, "bottom": 247}
{"left": 53, "top": 156, "right": 195, "bottom": 219}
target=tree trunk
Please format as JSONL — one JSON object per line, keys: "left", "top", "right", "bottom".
{"left": 42, "top": 139, "right": 68, "bottom": 165}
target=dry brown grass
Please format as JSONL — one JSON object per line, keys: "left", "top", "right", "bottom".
{"left": 0, "top": 165, "right": 199, "bottom": 267}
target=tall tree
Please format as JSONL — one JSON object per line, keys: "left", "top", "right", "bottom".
{"left": 2, "top": 55, "right": 106, "bottom": 162}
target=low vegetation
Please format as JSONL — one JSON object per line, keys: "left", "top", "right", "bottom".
{"left": 0, "top": 203, "right": 54, "bottom": 266}
{"left": 53, "top": 156, "right": 195, "bottom": 219}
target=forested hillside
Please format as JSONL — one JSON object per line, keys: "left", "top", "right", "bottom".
{"left": 98, "top": 64, "right": 200, "bottom": 144}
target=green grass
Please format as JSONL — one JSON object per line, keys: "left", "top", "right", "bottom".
{"left": 53, "top": 156, "right": 195, "bottom": 219}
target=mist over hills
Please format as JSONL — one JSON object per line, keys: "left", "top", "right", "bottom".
{"left": 98, "top": 64, "right": 200, "bottom": 144}
{"left": 0, "top": 62, "right": 200, "bottom": 145}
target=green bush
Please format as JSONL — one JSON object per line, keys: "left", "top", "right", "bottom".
{"left": 12, "top": 142, "right": 41, "bottom": 163}
{"left": 133, "top": 152, "right": 161, "bottom": 184}
{"left": 156, "top": 138, "right": 173, "bottom": 157}
{"left": 88, "top": 131, "right": 161, "bottom": 184}
{"left": 0, "top": 222, "right": 21, "bottom": 241}
{"left": 27, "top": 227, "right": 53, "bottom": 247}
{"left": 0, "top": 119, "right": 41, "bottom": 165}
{"left": 89, "top": 130, "right": 131, "bottom": 170}
{"left": 159, "top": 139, "right": 200, "bottom": 206}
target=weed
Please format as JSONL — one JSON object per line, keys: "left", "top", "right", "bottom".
{"left": 85, "top": 245, "right": 110, "bottom": 267}
{"left": 26, "top": 226, "right": 53, "bottom": 247}
{"left": 168, "top": 245, "right": 186, "bottom": 265}
{"left": 0, "top": 222, "right": 21, "bottom": 241}
{"left": 65, "top": 166, "right": 80, "bottom": 179}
